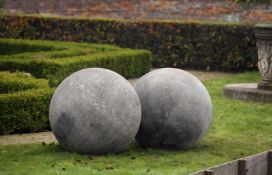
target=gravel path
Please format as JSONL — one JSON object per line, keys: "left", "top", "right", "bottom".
{"left": 0, "top": 70, "right": 232, "bottom": 146}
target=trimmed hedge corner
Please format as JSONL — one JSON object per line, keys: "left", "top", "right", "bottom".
{"left": 0, "top": 38, "right": 152, "bottom": 86}
{"left": 0, "top": 14, "right": 257, "bottom": 71}
{"left": 0, "top": 38, "right": 151, "bottom": 134}
{"left": 0, "top": 71, "right": 54, "bottom": 135}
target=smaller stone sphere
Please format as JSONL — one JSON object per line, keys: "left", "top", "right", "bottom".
{"left": 49, "top": 68, "right": 141, "bottom": 155}
{"left": 134, "top": 68, "right": 212, "bottom": 149}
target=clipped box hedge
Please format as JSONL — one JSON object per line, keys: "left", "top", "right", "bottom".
{"left": 0, "top": 71, "right": 54, "bottom": 134}
{"left": 0, "top": 38, "right": 152, "bottom": 86}
{"left": 0, "top": 14, "right": 257, "bottom": 71}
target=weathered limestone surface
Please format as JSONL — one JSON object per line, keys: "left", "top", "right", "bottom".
{"left": 224, "top": 83, "right": 272, "bottom": 103}
{"left": 255, "top": 24, "right": 272, "bottom": 90}
{"left": 134, "top": 68, "right": 212, "bottom": 149}
{"left": 49, "top": 68, "right": 141, "bottom": 155}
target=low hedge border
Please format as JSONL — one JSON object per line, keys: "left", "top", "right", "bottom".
{"left": 0, "top": 38, "right": 151, "bottom": 134}
{"left": 0, "top": 71, "right": 54, "bottom": 134}
{"left": 0, "top": 14, "right": 257, "bottom": 71}
{"left": 0, "top": 38, "right": 152, "bottom": 86}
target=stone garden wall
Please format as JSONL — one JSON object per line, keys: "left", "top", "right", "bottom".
{"left": 3, "top": 0, "right": 272, "bottom": 22}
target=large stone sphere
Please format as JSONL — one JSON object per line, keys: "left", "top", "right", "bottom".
{"left": 49, "top": 68, "right": 141, "bottom": 155}
{"left": 133, "top": 68, "right": 212, "bottom": 149}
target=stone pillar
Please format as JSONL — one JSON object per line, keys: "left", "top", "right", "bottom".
{"left": 254, "top": 24, "right": 272, "bottom": 90}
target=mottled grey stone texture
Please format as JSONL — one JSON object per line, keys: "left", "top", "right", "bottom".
{"left": 133, "top": 68, "right": 212, "bottom": 149}
{"left": 224, "top": 83, "right": 272, "bottom": 103}
{"left": 254, "top": 24, "right": 272, "bottom": 90}
{"left": 49, "top": 68, "right": 141, "bottom": 155}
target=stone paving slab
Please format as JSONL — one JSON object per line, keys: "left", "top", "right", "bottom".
{"left": 0, "top": 70, "right": 232, "bottom": 145}
{"left": 224, "top": 83, "right": 272, "bottom": 103}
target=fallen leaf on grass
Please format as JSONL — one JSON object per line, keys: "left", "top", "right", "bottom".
{"left": 106, "top": 165, "right": 114, "bottom": 170}
{"left": 88, "top": 156, "right": 93, "bottom": 160}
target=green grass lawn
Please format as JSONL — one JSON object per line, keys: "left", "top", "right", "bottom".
{"left": 1, "top": 71, "right": 272, "bottom": 175}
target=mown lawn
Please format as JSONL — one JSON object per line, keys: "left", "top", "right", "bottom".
{"left": 0, "top": 71, "right": 272, "bottom": 175}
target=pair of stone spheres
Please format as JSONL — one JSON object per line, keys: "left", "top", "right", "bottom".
{"left": 50, "top": 67, "right": 212, "bottom": 154}
{"left": 49, "top": 68, "right": 141, "bottom": 155}
{"left": 133, "top": 68, "right": 212, "bottom": 149}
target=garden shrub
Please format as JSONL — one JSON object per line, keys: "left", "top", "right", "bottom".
{"left": 0, "top": 14, "right": 257, "bottom": 71}
{"left": 0, "top": 39, "right": 54, "bottom": 55}
{"left": 0, "top": 38, "right": 151, "bottom": 134}
{"left": 0, "top": 38, "right": 152, "bottom": 86}
{"left": 0, "top": 71, "right": 54, "bottom": 134}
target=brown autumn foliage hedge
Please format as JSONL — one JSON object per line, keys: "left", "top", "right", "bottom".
{"left": 0, "top": 14, "right": 258, "bottom": 71}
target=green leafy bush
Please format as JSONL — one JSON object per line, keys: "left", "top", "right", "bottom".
{"left": 0, "top": 14, "right": 257, "bottom": 71}
{"left": 0, "top": 38, "right": 152, "bottom": 86}
{"left": 0, "top": 71, "right": 54, "bottom": 134}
